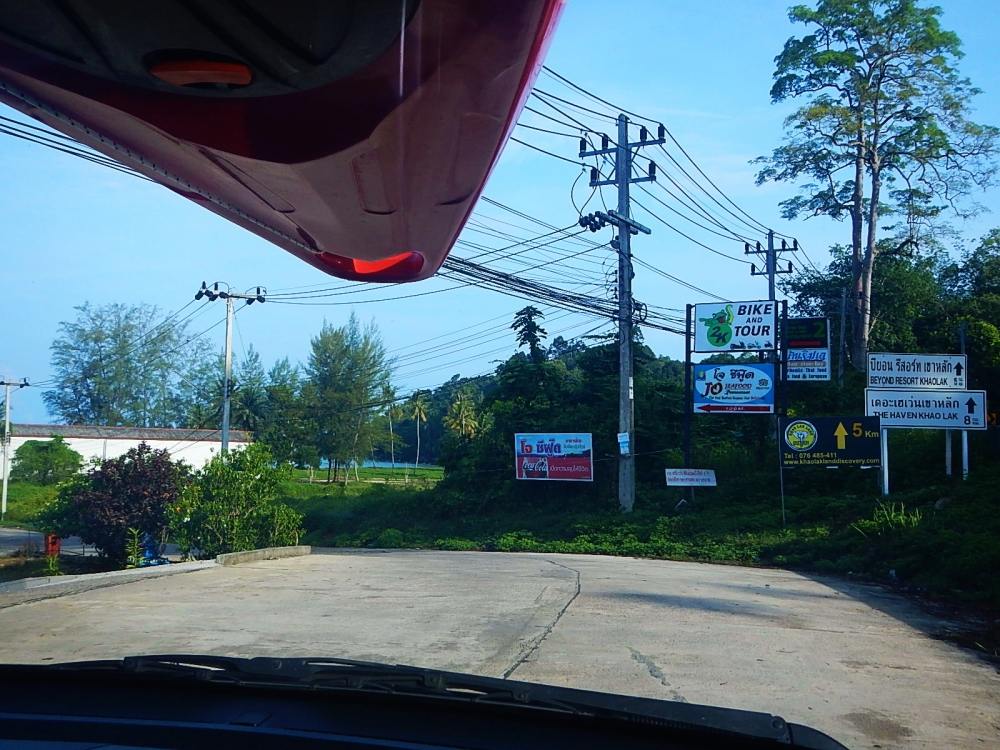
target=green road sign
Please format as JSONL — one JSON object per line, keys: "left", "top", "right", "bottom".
{"left": 780, "top": 416, "right": 881, "bottom": 468}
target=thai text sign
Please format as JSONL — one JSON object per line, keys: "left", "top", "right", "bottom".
{"left": 867, "top": 353, "right": 967, "bottom": 390}
{"left": 665, "top": 468, "right": 717, "bottom": 486}
{"left": 865, "top": 389, "right": 987, "bottom": 430}
{"left": 787, "top": 348, "right": 831, "bottom": 381}
{"left": 693, "top": 363, "right": 775, "bottom": 413}
{"left": 693, "top": 300, "right": 777, "bottom": 352}
{"left": 514, "top": 433, "right": 594, "bottom": 481}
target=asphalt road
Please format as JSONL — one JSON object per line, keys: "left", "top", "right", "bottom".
{"left": 0, "top": 550, "right": 996, "bottom": 749}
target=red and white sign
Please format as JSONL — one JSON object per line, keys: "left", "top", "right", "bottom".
{"left": 514, "top": 433, "right": 593, "bottom": 482}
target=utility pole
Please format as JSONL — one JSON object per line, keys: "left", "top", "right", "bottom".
{"left": 745, "top": 232, "right": 794, "bottom": 301}
{"left": 1, "top": 378, "right": 29, "bottom": 520}
{"left": 579, "top": 116, "right": 664, "bottom": 512}
{"left": 194, "top": 282, "right": 266, "bottom": 454}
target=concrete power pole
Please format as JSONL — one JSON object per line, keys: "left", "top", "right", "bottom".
{"left": 194, "top": 282, "right": 266, "bottom": 454}
{"left": 579, "top": 116, "right": 664, "bottom": 512}
{"left": 1, "top": 378, "right": 29, "bottom": 519}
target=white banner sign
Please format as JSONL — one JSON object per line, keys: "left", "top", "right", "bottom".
{"left": 867, "top": 353, "right": 967, "bottom": 390}
{"left": 787, "top": 348, "right": 831, "bottom": 381}
{"left": 665, "top": 469, "right": 717, "bottom": 487}
{"left": 693, "top": 300, "right": 777, "bottom": 352}
{"left": 865, "top": 388, "right": 987, "bottom": 430}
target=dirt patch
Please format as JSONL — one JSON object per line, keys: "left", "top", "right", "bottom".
{"left": 841, "top": 710, "right": 913, "bottom": 743}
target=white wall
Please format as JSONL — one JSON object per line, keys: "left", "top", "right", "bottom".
{"left": 1, "top": 436, "right": 250, "bottom": 478}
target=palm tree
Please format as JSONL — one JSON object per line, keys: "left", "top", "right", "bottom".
{"left": 410, "top": 395, "right": 429, "bottom": 472}
{"left": 382, "top": 385, "right": 398, "bottom": 469}
{"left": 444, "top": 391, "right": 478, "bottom": 440}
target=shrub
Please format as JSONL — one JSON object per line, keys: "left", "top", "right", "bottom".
{"left": 39, "top": 443, "right": 187, "bottom": 566}
{"left": 11, "top": 436, "right": 83, "bottom": 485}
{"left": 171, "top": 443, "right": 302, "bottom": 558}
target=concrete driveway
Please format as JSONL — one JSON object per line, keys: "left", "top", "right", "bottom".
{"left": 0, "top": 549, "right": 996, "bottom": 749}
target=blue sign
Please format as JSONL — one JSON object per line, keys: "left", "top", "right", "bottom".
{"left": 693, "top": 363, "right": 775, "bottom": 414}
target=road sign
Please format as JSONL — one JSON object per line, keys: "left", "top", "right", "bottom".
{"left": 515, "top": 433, "right": 593, "bottom": 481}
{"left": 693, "top": 363, "right": 775, "bottom": 413}
{"left": 665, "top": 468, "right": 717, "bottom": 486}
{"left": 780, "top": 416, "right": 881, "bottom": 467}
{"left": 865, "top": 389, "right": 987, "bottom": 430}
{"left": 787, "top": 348, "right": 831, "bottom": 381}
{"left": 867, "top": 353, "right": 967, "bottom": 390}
{"left": 785, "top": 317, "right": 830, "bottom": 349}
{"left": 693, "top": 300, "right": 777, "bottom": 352}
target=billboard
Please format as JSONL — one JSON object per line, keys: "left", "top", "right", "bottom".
{"left": 780, "top": 416, "right": 881, "bottom": 467}
{"left": 787, "top": 348, "right": 831, "bottom": 381}
{"left": 693, "top": 363, "right": 775, "bottom": 413}
{"left": 693, "top": 300, "right": 777, "bottom": 352}
{"left": 865, "top": 389, "right": 987, "bottom": 430}
{"left": 785, "top": 317, "right": 830, "bottom": 349}
{"left": 514, "top": 433, "right": 593, "bottom": 481}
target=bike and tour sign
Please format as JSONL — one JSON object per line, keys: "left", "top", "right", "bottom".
{"left": 514, "top": 433, "right": 593, "bottom": 482}
{"left": 694, "top": 300, "right": 777, "bottom": 352}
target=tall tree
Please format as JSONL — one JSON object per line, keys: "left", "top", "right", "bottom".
{"left": 44, "top": 303, "right": 197, "bottom": 425}
{"left": 511, "top": 306, "right": 547, "bottom": 364}
{"left": 409, "top": 393, "right": 429, "bottom": 471}
{"left": 443, "top": 390, "right": 479, "bottom": 440}
{"left": 756, "top": 0, "right": 998, "bottom": 368}
{"left": 306, "top": 315, "right": 391, "bottom": 480}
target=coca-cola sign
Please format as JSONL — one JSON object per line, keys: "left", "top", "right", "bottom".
{"left": 514, "top": 433, "right": 593, "bottom": 482}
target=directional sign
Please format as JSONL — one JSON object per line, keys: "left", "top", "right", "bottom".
{"left": 693, "top": 363, "right": 775, "bottom": 414}
{"left": 780, "top": 416, "right": 881, "bottom": 467}
{"left": 867, "top": 353, "right": 967, "bottom": 390}
{"left": 665, "top": 469, "right": 717, "bottom": 487}
{"left": 865, "top": 389, "right": 987, "bottom": 430}
{"left": 785, "top": 317, "right": 830, "bottom": 349}
{"left": 694, "top": 300, "right": 777, "bottom": 352}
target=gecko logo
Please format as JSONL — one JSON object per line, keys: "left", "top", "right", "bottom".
{"left": 784, "top": 420, "right": 818, "bottom": 451}
{"left": 698, "top": 305, "right": 734, "bottom": 348}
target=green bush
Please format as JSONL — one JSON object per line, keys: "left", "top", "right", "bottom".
{"left": 39, "top": 443, "right": 187, "bottom": 566}
{"left": 10, "top": 436, "right": 83, "bottom": 485}
{"left": 170, "top": 444, "right": 303, "bottom": 558}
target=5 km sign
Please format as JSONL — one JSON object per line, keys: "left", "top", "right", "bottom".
{"left": 868, "top": 353, "right": 967, "bottom": 389}
{"left": 694, "top": 300, "right": 777, "bottom": 352}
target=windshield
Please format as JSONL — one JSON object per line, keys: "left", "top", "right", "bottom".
{"left": 1, "top": 2, "right": 998, "bottom": 749}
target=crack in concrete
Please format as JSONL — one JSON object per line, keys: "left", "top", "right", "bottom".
{"left": 629, "top": 647, "right": 687, "bottom": 702}
{"left": 503, "top": 560, "right": 581, "bottom": 679}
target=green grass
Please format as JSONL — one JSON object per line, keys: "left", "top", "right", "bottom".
{"left": 0, "top": 554, "right": 112, "bottom": 583}
{"left": 289, "top": 465, "right": 443, "bottom": 486}
{"left": 0, "top": 482, "right": 58, "bottom": 529}
{"left": 279, "top": 466, "right": 1000, "bottom": 609}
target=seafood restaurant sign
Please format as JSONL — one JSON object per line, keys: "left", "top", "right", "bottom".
{"left": 693, "top": 300, "right": 777, "bottom": 352}
{"left": 514, "top": 433, "right": 593, "bottom": 482}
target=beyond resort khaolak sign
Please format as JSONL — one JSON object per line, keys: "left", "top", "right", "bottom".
{"left": 693, "top": 300, "right": 777, "bottom": 352}
{"left": 514, "top": 433, "right": 593, "bottom": 481}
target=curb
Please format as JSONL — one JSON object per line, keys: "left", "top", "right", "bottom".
{"left": 0, "top": 560, "right": 217, "bottom": 608}
{"left": 215, "top": 545, "right": 311, "bottom": 566}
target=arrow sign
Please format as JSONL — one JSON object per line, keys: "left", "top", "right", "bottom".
{"left": 955, "top": 363, "right": 964, "bottom": 376}
{"left": 834, "top": 422, "right": 848, "bottom": 449}
{"left": 697, "top": 404, "right": 773, "bottom": 413}
{"left": 966, "top": 398, "right": 977, "bottom": 414}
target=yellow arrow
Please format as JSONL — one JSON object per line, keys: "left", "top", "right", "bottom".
{"left": 834, "top": 422, "right": 848, "bottom": 450}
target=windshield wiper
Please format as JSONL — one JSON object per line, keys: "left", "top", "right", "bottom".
{"left": 40, "top": 655, "right": 846, "bottom": 749}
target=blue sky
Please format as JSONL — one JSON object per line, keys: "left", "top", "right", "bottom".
{"left": 2, "top": 0, "right": 999, "bottom": 424}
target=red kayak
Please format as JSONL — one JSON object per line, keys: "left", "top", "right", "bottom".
{"left": 0, "top": 1, "right": 563, "bottom": 281}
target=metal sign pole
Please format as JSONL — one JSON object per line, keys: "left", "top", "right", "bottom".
{"left": 881, "top": 430, "right": 890, "bottom": 495}
{"left": 683, "top": 304, "right": 694, "bottom": 505}
{"left": 945, "top": 430, "right": 952, "bottom": 478}
{"left": 777, "top": 301, "right": 787, "bottom": 527}
{"left": 961, "top": 430, "right": 969, "bottom": 480}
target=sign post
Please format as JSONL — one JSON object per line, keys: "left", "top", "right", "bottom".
{"left": 880, "top": 428, "right": 890, "bottom": 496}
{"left": 785, "top": 317, "right": 831, "bottom": 382}
{"left": 865, "top": 389, "right": 987, "bottom": 430}
{"left": 693, "top": 300, "right": 778, "bottom": 353}
{"left": 867, "top": 353, "right": 967, "bottom": 390}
